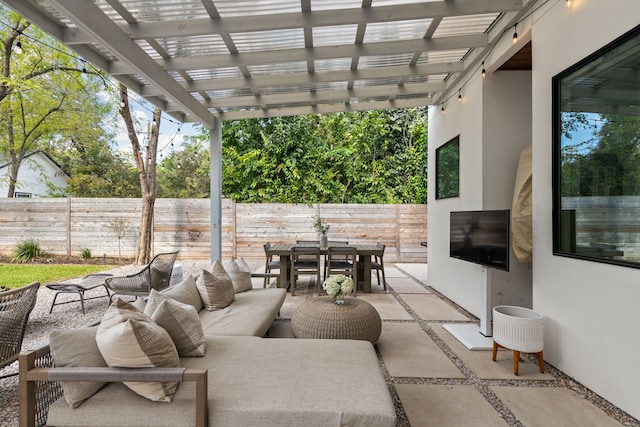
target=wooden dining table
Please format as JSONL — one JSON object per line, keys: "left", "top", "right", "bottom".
{"left": 267, "top": 243, "right": 382, "bottom": 293}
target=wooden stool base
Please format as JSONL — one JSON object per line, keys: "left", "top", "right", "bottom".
{"left": 492, "top": 340, "right": 544, "bottom": 376}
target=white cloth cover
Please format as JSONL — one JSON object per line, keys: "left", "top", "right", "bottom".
{"left": 511, "top": 144, "right": 532, "bottom": 262}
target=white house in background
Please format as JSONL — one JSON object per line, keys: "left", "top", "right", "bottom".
{"left": 428, "top": 0, "right": 640, "bottom": 421}
{"left": 0, "top": 151, "right": 69, "bottom": 197}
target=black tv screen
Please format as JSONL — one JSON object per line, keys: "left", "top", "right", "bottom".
{"left": 450, "top": 210, "right": 510, "bottom": 271}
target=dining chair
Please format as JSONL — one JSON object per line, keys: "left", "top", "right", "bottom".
{"left": 325, "top": 245, "right": 358, "bottom": 296}
{"left": 262, "top": 242, "right": 283, "bottom": 288}
{"left": 296, "top": 240, "right": 319, "bottom": 245}
{"left": 290, "top": 246, "right": 321, "bottom": 296}
{"left": 371, "top": 243, "right": 387, "bottom": 291}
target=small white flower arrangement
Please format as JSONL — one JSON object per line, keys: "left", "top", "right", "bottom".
{"left": 322, "top": 274, "right": 354, "bottom": 303}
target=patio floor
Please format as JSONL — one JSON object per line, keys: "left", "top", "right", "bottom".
{"left": 267, "top": 263, "right": 631, "bottom": 427}
{"left": 2, "top": 262, "right": 635, "bottom": 426}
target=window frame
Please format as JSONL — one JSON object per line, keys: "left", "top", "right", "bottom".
{"left": 552, "top": 25, "right": 640, "bottom": 269}
{"left": 435, "top": 135, "right": 460, "bottom": 200}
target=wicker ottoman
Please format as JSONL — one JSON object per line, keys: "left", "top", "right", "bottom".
{"left": 291, "top": 296, "right": 382, "bottom": 345}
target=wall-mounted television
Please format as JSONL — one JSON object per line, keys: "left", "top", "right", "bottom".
{"left": 450, "top": 210, "right": 510, "bottom": 271}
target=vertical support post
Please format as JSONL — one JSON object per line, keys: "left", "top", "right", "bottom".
{"left": 480, "top": 267, "right": 493, "bottom": 337}
{"left": 209, "top": 118, "right": 222, "bottom": 263}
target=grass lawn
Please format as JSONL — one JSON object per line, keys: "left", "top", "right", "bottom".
{"left": 0, "top": 264, "right": 116, "bottom": 289}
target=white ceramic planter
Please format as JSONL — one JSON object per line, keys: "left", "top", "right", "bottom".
{"left": 493, "top": 305, "right": 544, "bottom": 353}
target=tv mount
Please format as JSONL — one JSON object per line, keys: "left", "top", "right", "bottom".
{"left": 443, "top": 267, "right": 494, "bottom": 351}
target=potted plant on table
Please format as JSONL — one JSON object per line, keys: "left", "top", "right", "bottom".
{"left": 313, "top": 215, "right": 330, "bottom": 248}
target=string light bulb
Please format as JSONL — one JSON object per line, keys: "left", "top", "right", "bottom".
{"left": 119, "top": 99, "right": 126, "bottom": 108}
{"left": 441, "top": 103, "right": 445, "bottom": 112}
{"left": 14, "top": 40, "right": 22, "bottom": 54}
{"left": 565, "top": 0, "right": 572, "bottom": 6}
{"left": 458, "top": 89, "right": 462, "bottom": 102}
{"left": 481, "top": 61, "right": 486, "bottom": 78}
{"left": 513, "top": 24, "right": 518, "bottom": 44}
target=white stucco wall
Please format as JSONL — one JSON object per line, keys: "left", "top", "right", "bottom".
{"left": 430, "top": 0, "right": 640, "bottom": 420}
{"left": 428, "top": 61, "right": 533, "bottom": 317}
{"left": 531, "top": 0, "right": 640, "bottom": 419}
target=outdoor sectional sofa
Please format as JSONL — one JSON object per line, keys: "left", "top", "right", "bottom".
{"left": 19, "top": 261, "right": 397, "bottom": 427}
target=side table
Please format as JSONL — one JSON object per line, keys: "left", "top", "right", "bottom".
{"left": 291, "top": 296, "right": 382, "bottom": 345}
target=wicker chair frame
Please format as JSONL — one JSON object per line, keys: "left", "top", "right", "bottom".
{"left": 105, "top": 251, "right": 179, "bottom": 301}
{"left": 0, "top": 281, "right": 39, "bottom": 379}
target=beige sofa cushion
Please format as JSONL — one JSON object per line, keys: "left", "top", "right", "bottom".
{"left": 199, "top": 288, "right": 286, "bottom": 337}
{"left": 145, "top": 289, "right": 206, "bottom": 357}
{"left": 96, "top": 299, "right": 180, "bottom": 402}
{"left": 196, "top": 261, "right": 234, "bottom": 311}
{"left": 49, "top": 326, "right": 107, "bottom": 408}
{"left": 162, "top": 274, "right": 202, "bottom": 311}
{"left": 225, "top": 258, "right": 253, "bottom": 293}
{"left": 47, "top": 336, "right": 397, "bottom": 427}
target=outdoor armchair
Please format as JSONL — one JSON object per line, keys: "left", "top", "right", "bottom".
{"left": 0, "top": 281, "right": 39, "bottom": 379}
{"left": 105, "top": 251, "right": 179, "bottom": 302}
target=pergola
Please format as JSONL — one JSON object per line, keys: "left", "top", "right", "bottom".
{"left": 3, "top": 0, "right": 534, "bottom": 260}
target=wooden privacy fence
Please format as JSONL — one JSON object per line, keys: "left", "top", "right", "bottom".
{"left": 0, "top": 198, "right": 427, "bottom": 264}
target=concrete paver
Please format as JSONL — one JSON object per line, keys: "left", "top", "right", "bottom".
{"left": 402, "top": 294, "right": 469, "bottom": 321}
{"left": 491, "top": 387, "right": 622, "bottom": 427}
{"left": 386, "top": 277, "right": 432, "bottom": 293}
{"left": 357, "top": 293, "right": 413, "bottom": 320}
{"left": 396, "top": 384, "right": 509, "bottom": 427}
{"left": 377, "top": 323, "right": 464, "bottom": 378}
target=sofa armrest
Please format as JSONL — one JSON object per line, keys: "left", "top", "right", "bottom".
{"left": 19, "top": 350, "right": 208, "bottom": 427}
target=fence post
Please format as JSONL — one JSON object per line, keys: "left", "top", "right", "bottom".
{"left": 66, "top": 197, "right": 72, "bottom": 257}
{"left": 395, "top": 205, "right": 401, "bottom": 262}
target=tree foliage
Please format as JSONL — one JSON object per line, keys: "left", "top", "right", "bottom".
{"left": 157, "top": 137, "right": 210, "bottom": 198}
{"left": 211, "top": 108, "right": 427, "bottom": 204}
{"left": 561, "top": 113, "right": 640, "bottom": 197}
{"left": 0, "top": 8, "right": 114, "bottom": 197}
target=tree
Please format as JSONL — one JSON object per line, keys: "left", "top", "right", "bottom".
{"left": 118, "top": 83, "right": 161, "bottom": 264}
{"left": 217, "top": 108, "right": 427, "bottom": 204}
{"left": 0, "top": 9, "right": 109, "bottom": 197}
{"left": 157, "top": 137, "right": 210, "bottom": 198}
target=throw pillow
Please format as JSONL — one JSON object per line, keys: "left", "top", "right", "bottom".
{"left": 145, "top": 289, "right": 206, "bottom": 357}
{"left": 196, "top": 261, "right": 234, "bottom": 311}
{"left": 131, "top": 297, "right": 147, "bottom": 312}
{"left": 49, "top": 326, "right": 108, "bottom": 408}
{"left": 162, "top": 274, "right": 203, "bottom": 311}
{"left": 225, "top": 257, "right": 253, "bottom": 293}
{"left": 96, "top": 299, "right": 180, "bottom": 402}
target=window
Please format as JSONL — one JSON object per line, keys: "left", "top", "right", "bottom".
{"left": 552, "top": 25, "right": 640, "bottom": 268}
{"left": 435, "top": 135, "right": 460, "bottom": 199}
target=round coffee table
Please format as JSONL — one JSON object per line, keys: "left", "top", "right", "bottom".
{"left": 291, "top": 296, "right": 382, "bottom": 345}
